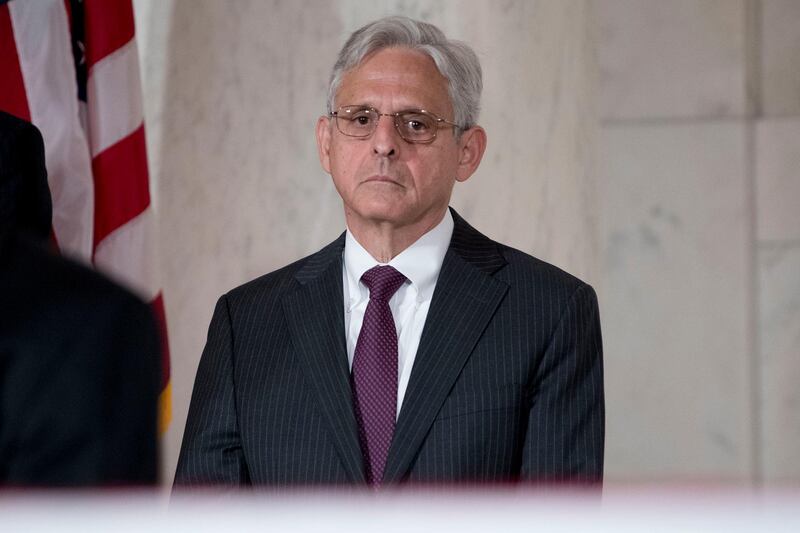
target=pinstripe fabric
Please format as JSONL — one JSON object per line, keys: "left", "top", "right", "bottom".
{"left": 175, "top": 209, "right": 604, "bottom": 487}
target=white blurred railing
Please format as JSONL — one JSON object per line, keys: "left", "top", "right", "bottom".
{"left": 2, "top": 488, "right": 799, "bottom": 532}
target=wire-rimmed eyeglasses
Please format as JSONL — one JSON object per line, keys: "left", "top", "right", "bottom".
{"left": 329, "top": 105, "right": 460, "bottom": 144}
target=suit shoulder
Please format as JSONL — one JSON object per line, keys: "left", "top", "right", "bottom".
{"left": 0, "top": 111, "right": 43, "bottom": 148}
{"left": 225, "top": 257, "right": 304, "bottom": 303}
{"left": 4, "top": 237, "right": 151, "bottom": 315}
{"left": 497, "top": 242, "right": 593, "bottom": 297}
{"left": 0, "top": 237, "right": 159, "bottom": 376}
{"left": 449, "top": 209, "right": 592, "bottom": 299}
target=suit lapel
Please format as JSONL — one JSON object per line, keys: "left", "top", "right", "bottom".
{"left": 282, "top": 235, "right": 365, "bottom": 484}
{"left": 383, "top": 210, "right": 509, "bottom": 483}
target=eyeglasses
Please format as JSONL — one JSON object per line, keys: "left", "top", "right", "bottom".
{"left": 329, "top": 105, "right": 460, "bottom": 144}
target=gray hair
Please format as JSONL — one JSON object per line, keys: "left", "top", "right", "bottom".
{"left": 327, "top": 16, "right": 482, "bottom": 130}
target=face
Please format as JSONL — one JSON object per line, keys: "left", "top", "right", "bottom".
{"left": 316, "top": 47, "right": 486, "bottom": 234}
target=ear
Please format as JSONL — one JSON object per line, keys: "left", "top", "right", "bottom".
{"left": 454, "top": 125, "right": 487, "bottom": 183}
{"left": 316, "top": 115, "right": 333, "bottom": 174}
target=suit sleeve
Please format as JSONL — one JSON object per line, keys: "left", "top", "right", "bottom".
{"left": 521, "top": 283, "right": 605, "bottom": 484}
{"left": 174, "top": 295, "right": 250, "bottom": 487}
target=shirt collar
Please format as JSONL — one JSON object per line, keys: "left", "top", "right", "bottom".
{"left": 344, "top": 209, "right": 454, "bottom": 305}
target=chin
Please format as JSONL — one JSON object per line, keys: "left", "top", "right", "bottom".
{"left": 352, "top": 198, "right": 409, "bottom": 223}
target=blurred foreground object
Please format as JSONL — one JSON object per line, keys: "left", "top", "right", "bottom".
{"left": 3, "top": 488, "right": 800, "bottom": 532}
{"left": 0, "top": 0, "right": 171, "bottom": 432}
{"left": 0, "top": 111, "right": 159, "bottom": 486}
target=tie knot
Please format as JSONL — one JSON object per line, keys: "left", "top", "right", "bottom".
{"left": 361, "top": 265, "right": 406, "bottom": 302}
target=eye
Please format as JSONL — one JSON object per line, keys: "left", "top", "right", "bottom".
{"left": 399, "top": 112, "right": 435, "bottom": 134}
{"left": 346, "top": 108, "right": 375, "bottom": 127}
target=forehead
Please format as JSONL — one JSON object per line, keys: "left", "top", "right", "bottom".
{"left": 336, "top": 47, "right": 452, "bottom": 114}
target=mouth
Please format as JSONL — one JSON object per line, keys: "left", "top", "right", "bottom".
{"left": 363, "top": 175, "right": 402, "bottom": 186}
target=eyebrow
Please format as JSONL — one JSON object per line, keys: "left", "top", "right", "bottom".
{"left": 341, "top": 104, "right": 438, "bottom": 114}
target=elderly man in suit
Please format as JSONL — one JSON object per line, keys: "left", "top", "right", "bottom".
{"left": 176, "top": 16, "right": 604, "bottom": 488}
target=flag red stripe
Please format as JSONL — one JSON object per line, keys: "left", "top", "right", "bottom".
{"left": 151, "top": 293, "right": 171, "bottom": 389}
{"left": 0, "top": 4, "right": 31, "bottom": 121}
{"left": 82, "top": 0, "right": 135, "bottom": 69}
{"left": 92, "top": 125, "right": 151, "bottom": 248}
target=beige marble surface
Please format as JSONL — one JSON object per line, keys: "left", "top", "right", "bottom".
{"left": 134, "top": 0, "right": 598, "bottom": 484}
{"left": 756, "top": 118, "right": 800, "bottom": 242}
{"left": 593, "top": 0, "right": 800, "bottom": 486}
{"left": 756, "top": 117, "right": 800, "bottom": 483}
{"left": 595, "top": 0, "right": 747, "bottom": 120}
{"left": 761, "top": 0, "right": 800, "bottom": 116}
{"left": 758, "top": 243, "right": 800, "bottom": 483}
{"left": 597, "top": 122, "right": 753, "bottom": 481}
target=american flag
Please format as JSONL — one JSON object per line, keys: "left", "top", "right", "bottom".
{"left": 0, "top": 0, "right": 171, "bottom": 432}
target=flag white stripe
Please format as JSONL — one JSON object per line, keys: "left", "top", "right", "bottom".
{"left": 87, "top": 38, "right": 145, "bottom": 157}
{"left": 93, "top": 206, "right": 160, "bottom": 301}
{"left": 9, "top": 0, "right": 95, "bottom": 261}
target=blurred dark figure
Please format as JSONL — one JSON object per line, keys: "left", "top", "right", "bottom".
{"left": 0, "top": 111, "right": 160, "bottom": 486}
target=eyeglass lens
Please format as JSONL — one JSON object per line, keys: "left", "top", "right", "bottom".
{"left": 335, "top": 106, "right": 441, "bottom": 142}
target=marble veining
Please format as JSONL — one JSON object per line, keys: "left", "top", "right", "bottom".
{"left": 759, "top": 243, "right": 800, "bottom": 482}
{"left": 599, "top": 122, "right": 752, "bottom": 481}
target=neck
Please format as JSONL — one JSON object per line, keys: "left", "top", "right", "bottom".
{"left": 346, "top": 209, "right": 447, "bottom": 263}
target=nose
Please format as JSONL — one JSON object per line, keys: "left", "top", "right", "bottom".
{"left": 371, "top": 114, "right": 399, "bottom": 158}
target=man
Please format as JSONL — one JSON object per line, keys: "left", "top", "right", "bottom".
{"left": 176, "top": 16, "right": 603, "bottom": 488}
{"left": 0, "top": 111, "right": 160, "bottom": 486}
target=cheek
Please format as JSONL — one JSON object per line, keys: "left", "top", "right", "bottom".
{"left": 411, "top": 155, "right": 458, "bottom": 192}
{"left": 329, "top": 145, "right": 359, "bottom": 182}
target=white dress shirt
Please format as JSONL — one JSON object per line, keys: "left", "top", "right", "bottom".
{"left": 343, "top": 209, "right": 454, "bottom": 419}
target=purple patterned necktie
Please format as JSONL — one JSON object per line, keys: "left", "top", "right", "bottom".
{"left": 352, "top": 265, "right": 406, "bottom": 487}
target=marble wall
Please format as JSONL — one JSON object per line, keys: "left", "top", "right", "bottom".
{"left": 596, "top": 0, "right": 800, "bottom": 484}
{"left": 756, "top": 1, "right": 800, "bottom": 483}
{"left": 132, "top": 0, "right": 598, "bottom": 484}
{"left": 757, "top": 118, "right": 800, "bottom": 483}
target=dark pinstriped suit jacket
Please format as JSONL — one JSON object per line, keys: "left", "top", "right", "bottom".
{"left": 175, "top": 209, "right": 604, "bottom": 487}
